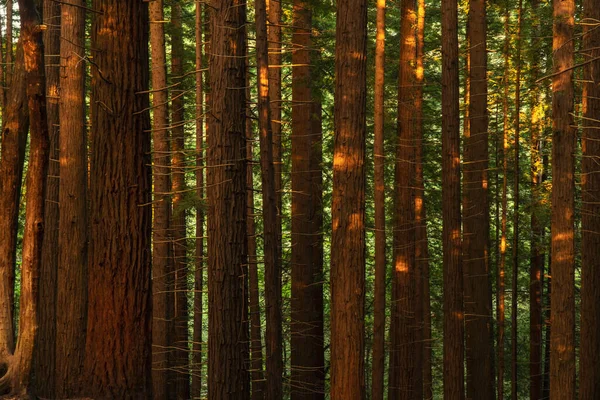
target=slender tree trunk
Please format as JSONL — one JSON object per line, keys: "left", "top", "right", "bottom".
{"left": 549, "top": 0, "right": 576, "bottom": 396}
{"left": 415, "top": 1, "right": 432, "bottom": 397}
{"left": 330, "top": 0, "right": 367, "bottom": 397}
{"left": 0, "top": 0, "right": 48, "bottom": 394}
{"left": 463, "top": 0, "right": 493, "bottom": 397}
{"left": 83, "top": 1, "right": 152, "bottom": 396}
{"left": 511, "top": 2, "right": 523, "bottom": 398}
{"left": 247, "top": 96, "right": 265, "bottom": 400}
{"left": 55, "top": 1, "right": 88, "bottom": 397}
{"left": 498, "top": 6, "right": 510, "bottom": 399}
{"left": 579, "top": 0, "right": 600, "bottom": 396}
{"left": 170, "top": 3, "right": 190, "bottom": 397}
{"left": 441, "top": 0, "right": 465, "bottom": 396}
{"left": 192, "top": 0, "right": 204, "bottom": 397}
{"left": 542, "top": 245, "right": 551, "bottom": 400}
{"left": 389, "top": 0, "right": 420, "bottom": 397}
{"left": 207, "top": 0, "right": 250, "bottom": 398}
{"left": 35, "top": 0, "right": 60, "bottom": 395}
{"left": 267, "top": 0, "right": 282, "bottom": 266}
{"left": 529, "top": 0, "right": 544, "bottom": 397}
{"left": 372, "top": 1, "right": 386, "bottom": 399}
{"left": 6, "top": 0, "right": 12, "bottom": 91}
{"left": 255, "top": 1, "right": 283, "bottom": 398}
{"left": 150, "top": 0, "right": 173, "bottom": 397}
{"left": 0, "top": 44, "right": 27, "bottom": 373}
{"left": 290, "top": 1, "right": 324, "bottom": 399}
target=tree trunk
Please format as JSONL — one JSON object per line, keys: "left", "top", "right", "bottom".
{"left": 389, "top": 0, "right": 420, "bottom": 397}
{"left": 330, "top": 0, "right": 367, "bottom": 398}
{"left": 579, "top": 0, "right": 600, "bottom": 396}
{"left": 0, "top": 0, "right": 49, "bottom": 394}
{"left": 83, "top": 1, "right": 152, "bottom": 396}
{"left": 150, "top": 0, "right": 173, "bottom": 397}
{"left": 441, "top": 0, "right": 465, "bottom": 396}
{"left": 35, "top": 0, "right": 60, "bottom": 396}
{"left": 207, "top": 1, "right": 250, "bottom": 398}
{"left": 415, "top": 1, "right": 432, "bottom": 397}
{"left": 267, "top": 0, "right": 282, "bottom": 261}
{"left": 192, "top": 0, "right": 204, "bottom": 396}
{"left": 498, "top": 6, "right": 510, "bottom": 399}
{"left": 550, "top": 0, "right": 576, "bottom": 396}
{"left": 372, "top": 0, "right": 386, "bottom": 399}
{"left": 55, "top": 0, "right": 88, "bottom": 397}
{"left": 529, "top": 0, "right": 544, "bottom": 397}
{"left": 255, "top": 1, "right": 283, "bottom": 398}
{"left": 170, "top": 3, "right": 190, "bottom": 397}
{"left": 290, "top": 1, "right": 324, "bottom": 399}
{"left": 0, "top": 43, "right": 28, "bottom": 379}
{"left": 6, "top": 0, "right": 13, "bottom": 92}
{"left": 463, "top": 0, "right": 493, "bottom": 397}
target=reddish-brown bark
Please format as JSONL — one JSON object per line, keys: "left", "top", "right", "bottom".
{"left": 549, "top": 0, "right": 576, "bottom": 396}
{"left": 330, "top": 0, "right": 367, "bottom": 398}
{"left": 207, "top": 1, "right": 250, "bottom": 398}
{"left": 83, "top": 1, "right": 152, "bottom": 396}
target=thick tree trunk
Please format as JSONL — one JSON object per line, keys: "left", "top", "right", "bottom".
{"left": 330, "top": 0, "right": 367, "bottom": 398}
{"left": 550, "top": 0, "right": 576, "bottom": 396}
{"left": 0, "top": 0, "right": 49, "bottom": 394}
{"left": 463, "top": 0, "right": 493, "bottom": 397}
{"left": 372, "top": 1, "right": 386, "bottom": 399}
{"left": 83, "top": 1, "right": 152, "bottom": 396}
{"left": 290, "top": 1, "right": 324, "bottom": 399}
{"left": 35, "top": 0, "right": 60, "bottom": 396}
{"left": 389, "top": 0, "right": 420, "bottom": 397}
{"left": 192, "top": 0, "right": 204, "bottom": 397}
{"left": 255, "top": 1, "right": 283, "bottom": 398}
{"left": 170, "top": 3, "right": 190, "bottom": 397}
{"left": 579, "top": 0, "right": 600, "bottom": 396}
{"left": 55, "top": 1, "right": 88, "bottom": 397}
{"left": 207, "top": 1, "right": 250, "bottom": 398}
{"left": 150, "top": 0, "right": 173, "bottom": 397}
{"left": 441, "top": 0, "right": 465, "bottom": 397}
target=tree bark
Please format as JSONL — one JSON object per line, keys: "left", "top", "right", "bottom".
{"left": 579, "top": 0, "right": 600, "bottom": 396}
{"left": 207, "top": 1, "right": 250, "bottom": 398}
{"left": 83, "top": 1, "right": 152, "bottom": 396}
{"left": 192, "top": 0, "right": 204, "bottom": 397}
{"left": 150, "top": 0, "right": 173, "bottom": 397}
{"left": 55, "top": 0, "right": 88, "bottom": 397}
{"left": 0, "top": 0, "right": 49, "bottom": 394}
{"left": 441, "top": 0, "right": 465, "bottom": 396}
{"left": 463, "top": 0, "right": 493, "bottom": 397}
{"left": 170, "top": 3, "right": 190, "bottom": 397}
{"left": 35, "top": 0, "right": 60, "bottom": 396}
{"left": 330, "top": 0, "right": 367, "bottom": 398}
{"left": 550, "top": 0, "right": 576, "bottom": 396}
{"left": 372, "top": 0, "right": 386, "bottom": 399}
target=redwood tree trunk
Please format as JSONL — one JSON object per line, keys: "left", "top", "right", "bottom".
{"left": 207, "top": 0, "right": 250, "bottom": 398}
{"left": 83, "top": 1, "right": 152, "bottom": 396}
{"left": 441, "top": 0, "right": 465, "bottom": 396}
{"left": 0, "top": 0, "right": 49, "bottom": 394}
{"left": 35, "top": 1, "right": 60, "bottom": 395}
{"left": 55, "top": 0, "right": 88, "bottom": 397}
{"left": 150, "top": 0, "right": 173, "bottom": 397}
{"left": 372, "top": 0, "right": 386, "bottom": 398}
{"left": 291, "top": 1, "right": 324, "bottom": 399}
{"left": 170, "top": 3, "right": 190, "bottom": 397}
{"left": 463, "top": 0, "right": 493, "bottom": 397}
{"left": 549, "top": 0, "right": 576, "bottom": 396}
{"left": 579, "top": 0, "right": 600, "bottom": 396}
{"left": 330, "top": 0, "right": 367, "bottom": 398}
